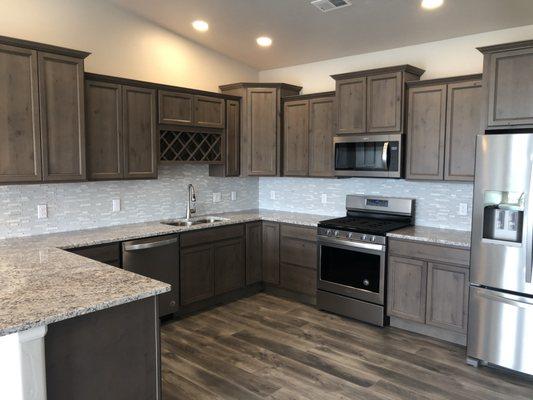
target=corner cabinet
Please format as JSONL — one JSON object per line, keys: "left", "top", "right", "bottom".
{"left": 0, "top": 38, "right": 89, "bottom": 184}
{"left": 332, "top": 65, "right": 424, "bottom": 135}
{"left": 478, "top": 40, "right": 533, "bottom": 129}
{"left": 219, "top": 83, "right": 302, "bottom": 177}
{"left": 85, "top": 75, "right": 157, "bottom": 180}
{"left": 387, "top": 238, "right": 470, "bottom": 344}
{"left": 282, "top": 93, "right": 335, "bottom": 177}
{"left": 405, "top": 75, "right": 482, "bottom": 182}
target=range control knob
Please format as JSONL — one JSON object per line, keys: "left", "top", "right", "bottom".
{"left": 369, "top": 236, "right": 376, "bottom": 242}
{"left": 362, "top": 234, "right": 368, "bottom": 241}
{"left": 348, "top": 232, "right": 353, "bottom": 239}
{"left": 326, "top": 229, "right": 332, "bottom": 236}
{"left": 334, "top": 230, "right": 340, "bottom": 237}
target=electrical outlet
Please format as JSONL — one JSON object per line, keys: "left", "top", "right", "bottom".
{"left": 231, "top": 191, "right": 237, "bottom": 201}
{"left": 270, "top": 191, "right": 276, "bottom": 200}
{"left": 112, "top": 198, "right": 121, "bottom": 212}
{"left": 321, "top": 194, "right": 328, "bottom": 204}
{"left": 212, "top": 192, "right": 221, "bottom": 203}
{"left": 37, "top": 204, "right": 47, "bottom": 219}
{"left": 459, "top": 203, "right": 468, "bottom": 216}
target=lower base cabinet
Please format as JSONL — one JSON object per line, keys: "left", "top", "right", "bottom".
{"left": 245, "top": 222, "right": 263, "bottom": 285}
{"left": 180, "top": 224, "right": 245, "bottom": 306}
{"left": 387, "top": 239, "right": 470, "bottom": 343}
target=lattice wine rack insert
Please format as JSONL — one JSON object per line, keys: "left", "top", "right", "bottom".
{"left": 160, "top": 130, "right": 223, "bottom": 163}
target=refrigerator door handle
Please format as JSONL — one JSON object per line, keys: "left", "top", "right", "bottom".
{"left": 478, "top": 289, "right": 533, "bottom": 309}
{"left": 527, "top": 164, "right": 533, "bottom": 283}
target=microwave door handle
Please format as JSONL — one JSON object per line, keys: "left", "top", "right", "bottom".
{"left": 381, "top": 142, "right": 389, "bottom": 168}
{"left": 527, "top": 164, "right": 533, "bottom": 283}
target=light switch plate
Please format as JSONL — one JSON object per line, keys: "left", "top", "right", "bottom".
{"left": 37, "top": 204, "right": 47, "bottom": 219}
{"left": 112, "top": 199, "right": 121, "bottom": 212}
{"left": 213, "top": 192, "right": 221, "bottom": 203}
{"left": 270, "top": 191, "right": 276, "bottom": 200}
{"left": 321, "top": 194, "right": 328, "bottom": 204}
{"left": 231, "top": 191, "right": 237, "bottom": 201}
{"left": 459, "top": 203, "right": 468, "bottom": 216}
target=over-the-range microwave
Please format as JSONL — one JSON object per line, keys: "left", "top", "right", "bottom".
{"left": 334, "top": 134, "right": 403, "bottom": 178}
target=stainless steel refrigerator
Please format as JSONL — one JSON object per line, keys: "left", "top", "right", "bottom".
{"left": 468, "top": 133, "right": 533, "bottom": 375}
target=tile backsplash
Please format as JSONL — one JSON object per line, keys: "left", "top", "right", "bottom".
{"left": 0, "top": 168, "right": 474, "bottom": 239}
{"left": 259, "top": 177, "right": 474, "bottom": 231}
{"left": 0, "top": 165, "right": 258, "bottom": 239}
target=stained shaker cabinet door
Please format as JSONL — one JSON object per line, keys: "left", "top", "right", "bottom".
{"left": 180, "top": 244, "right": 215, "bottom": 306}
{"left": 336, "top": 77, "right": 366, "bottom": 134}
{"left": 262, "top": 222, "right": 280, "bottom": 284}
{"left": 0, "top": 44, "right": 41, "bottom": 183}
{"left": 444, "top": 80, "right": 482, "bottom": 181}
{"left": 85, "top": 80, "right": 123, "bottom": 180}
{"left": 367, "top": 71, "right": 402, "bottom": 133}
{"left": 225, "top": 99, "right": 240, "bottom": 176}
{"left": 309, "top": 97, "right": 335, "bottom": 177}
{"left": 214, "top": 238, "right": 245, "bottom": 295}
{"left": 487, "top": 48, "right": 533, "bottom": 127}
{"left": 158, "top": 90, "right": 194, "bottom": 126}
{"left": 406, "top": 84, "right": 447, "bottom": 180}
{"left": 426, "top": 262, "right": 469, "bottom": 333}
{"left": 246, "top": 222, "right": 263, "bottom": 285}
{"left": 123, "top": 85, "right": 158, "bottom": 179}
{"left": 387, "top": 256, "right": 427, "bottom": 323}
{"left": 38, "top": 52, "right": 86, "bottom": 182}
{"left": 283, "top": 100, "right": 309, "bottom": 176}
{"left": 194, "top": 95, "right": 225, "bottom": 128}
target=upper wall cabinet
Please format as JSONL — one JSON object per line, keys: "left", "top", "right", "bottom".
{"left": 158, "top": 90, "right": 225, "bottom": 129}
{"left": 406, "top": 75, "right": 482, "bottom": 182}
{"left": 478, "top": 40, "right": 533, "bottom": 130}
{"left": 331, "top": 65, "right": 424, "bottom": 135}
{"left": 85, "top": 74, "right": 157, "bottom": 180}
{"left": 219, "top": 83, "right": 302, "bottom": 177}
{"left": 209, "top": 99, "right": 241, "bottom": 177}
{"left": 282, "top": 92, "right": 336, "bottom": 177}
{"left": 0, "top": 37, "right": 89, "bottom": 184}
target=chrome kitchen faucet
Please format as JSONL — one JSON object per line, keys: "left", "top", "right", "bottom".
{"left": 186, "top": 184, "right": 197, "bottom": 220}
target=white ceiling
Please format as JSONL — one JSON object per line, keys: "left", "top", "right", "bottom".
{"left": 109, "top": 0, "right": 533, "bottom": 70}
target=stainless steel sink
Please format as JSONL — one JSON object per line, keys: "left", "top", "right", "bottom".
{"left": 163, "top": 216, "right": 229, "bottom": 227}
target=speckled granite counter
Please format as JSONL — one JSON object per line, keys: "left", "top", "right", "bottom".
{"left": 0, "top": 209, "right": 328, "bottom": 336}
{"left": 387, "top": 226, "right": 471, "bottom": 249}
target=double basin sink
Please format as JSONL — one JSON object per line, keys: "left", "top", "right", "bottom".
{"left": 163, "top": 216, "right": 229, "bottom": 228}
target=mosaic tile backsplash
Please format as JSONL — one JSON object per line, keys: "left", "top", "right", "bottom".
{"left": 259, "top": 177, "right": 474, "bottom": 231}
{"left": 0, "top": 165, "right": 258, "bottom": 239}
{"left": 0, "top": 167, "right": 473, "bottom": 239}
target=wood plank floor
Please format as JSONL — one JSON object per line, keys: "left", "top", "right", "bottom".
{"left": 161, "top": 293, "right": 533, "bottom": 400}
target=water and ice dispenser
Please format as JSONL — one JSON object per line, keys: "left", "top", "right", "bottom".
{"left": 482, "top": 191, "right": 524, "bottom": 243}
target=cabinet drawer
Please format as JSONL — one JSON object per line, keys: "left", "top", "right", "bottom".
{"left": 280, "top": 236, "right": 317, "bottom": 270}
{"left": 68, "top": 243, "right": 120, "bottom": 266}
{"left": 180, "top": 224, "right": 244, "bottom": 248}
{"left": 389, "top": 239, "right": 470, "bottom": 267}
{"left": 280, "top": 224, "right": 317, "bottom": 242}
{"left": 280, "top": 263, "right": 317, "bottom": 296}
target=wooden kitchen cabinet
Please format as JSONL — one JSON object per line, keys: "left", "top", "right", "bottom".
{"left": 85, "top": 80, "right": 123, "bottom": 180}
{"left": 158, "top": 90, "right": 225, "bottom": 128}
{"left": 478, "top": 40, "right": 533, "bottom": 129}
{"left": 282, "top": 92, "right": 335, "bottom": 177}
{"left": 388, "top": 238, "right": 470, "bottom": 344}
{"left": 85, "top": 75, "right": 158, "bottom": 180}
{"left": 180, "top": 224, "right": 245, "bottom": 306}
{"left": 283, "top": 99, "right": 309, "bottom": 176}
{"left": 0, "top": 37, "right": 89, "bottom": 184}
{"left": 332, "top": 65, "right": 424, "bottom": 135}
{"left": 262, "top": 221, "right": 280, "bottom": 284}
{"left": 406, "top": 75, "right": 482, "bottom": 182}
{"left": 0, "top": 44, "right": 41, "bottom": 183}
{"left": 123, "top": 85, "right": 158, "bottom": 179}
{"left": 219, "top": 83, "right": 302, "bottom": 177}
{"left": 209, "top": 99, "right": 241, "bottom": 177}
{"left": 245, "top": 222, "right": 263, "bottom": 285}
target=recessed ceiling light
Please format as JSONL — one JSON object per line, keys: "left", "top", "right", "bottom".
{"left": 256, "top": 36, "right": 273, "bottom": 48}
{"left": 421, "top": 0, "right": 443, "bottom": 9}
{"left": 192, "top": 20, "right": 209, "bottom": 32}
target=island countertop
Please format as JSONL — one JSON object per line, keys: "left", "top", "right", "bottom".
{"left": 0, "top": 209, "right": 330, "bottom": 336}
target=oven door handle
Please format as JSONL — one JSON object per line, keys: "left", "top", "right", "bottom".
{"left": 317, "top": 236, "right": 385, "bottom": 252}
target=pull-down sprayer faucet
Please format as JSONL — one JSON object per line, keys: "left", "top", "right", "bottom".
{"left": 186, "top": 184, "right": 196, "bottom": 220}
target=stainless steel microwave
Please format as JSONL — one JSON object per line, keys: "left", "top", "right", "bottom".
{"left": 334, "top": 134, "right": 403, "bottom": 178}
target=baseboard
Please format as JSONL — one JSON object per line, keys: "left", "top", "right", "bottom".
{"left": 390, "top": 316, "right": 466, "bottom": 346}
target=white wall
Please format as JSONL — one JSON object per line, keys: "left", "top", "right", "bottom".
{"left": 259, "top": 24, "right": 533, "bottom": 93}
{"left": 0, "top": 0, "right": 258, "bottom": 92}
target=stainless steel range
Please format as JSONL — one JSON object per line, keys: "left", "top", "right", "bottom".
{"left": 317, "top": 195, "right": 414, "bottom": 326}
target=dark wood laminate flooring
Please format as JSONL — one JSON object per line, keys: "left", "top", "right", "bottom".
{"left": 161, "top": 293, "right": 533, "bottom": 400}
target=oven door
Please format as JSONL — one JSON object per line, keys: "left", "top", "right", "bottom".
{"left": 334, "top": 134, "right": 402, "bottom": 178}
{"left": 317, "top": 236, "right": 386, "bottom": 305}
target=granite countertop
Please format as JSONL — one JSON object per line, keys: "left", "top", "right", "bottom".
{"left": 386, "top": 225, "right": 471, "bottom": 249}
{"left": 0, "top": 209, "right": 328, "bottom": 337}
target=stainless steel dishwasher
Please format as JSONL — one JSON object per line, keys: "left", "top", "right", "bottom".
{"left": 122, "top": 235, "right": 179, "bottom": 317}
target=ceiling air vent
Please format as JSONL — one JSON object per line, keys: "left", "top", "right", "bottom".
{"left": 311, "top": 0, "right": 352, "bottom": 12}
